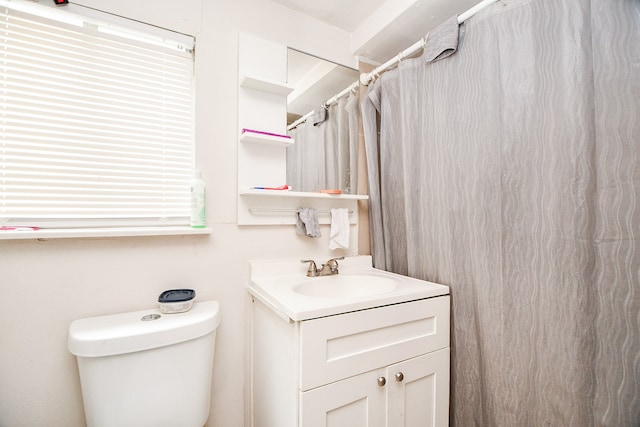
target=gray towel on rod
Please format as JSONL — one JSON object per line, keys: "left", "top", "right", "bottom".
{"left": 296, "top": 207, "right": 321, "bottom": 238}
{"left": 312, "top": 107, "right": 327, "bottom": 126}
{"left": 424, "top": 15, "right": 460, "bottom": 63}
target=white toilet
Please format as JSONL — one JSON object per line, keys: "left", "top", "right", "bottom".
{"left": 68, "top": 300, "right": 221, "bottom": 427}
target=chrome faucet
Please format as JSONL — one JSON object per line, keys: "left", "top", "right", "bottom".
{"left": 300, "top": 257, "right": 345, "bottom": 277}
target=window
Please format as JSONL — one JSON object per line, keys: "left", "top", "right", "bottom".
{"left": 0, "top": 0, "right": 195, "bottom": 232}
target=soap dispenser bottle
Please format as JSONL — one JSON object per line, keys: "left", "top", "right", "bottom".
{"left": 190, "top": 170, "right": 206, "bottom": 228}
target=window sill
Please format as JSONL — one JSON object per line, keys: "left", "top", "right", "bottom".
{"left": 0, "top": 226, "right": 211, "bottom": 241}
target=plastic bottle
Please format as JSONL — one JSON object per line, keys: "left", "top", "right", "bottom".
{"left": 190, "top": 170, "right": 206, "bottom": 228}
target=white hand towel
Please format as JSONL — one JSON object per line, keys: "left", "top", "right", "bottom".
{"left": 329, "top": 208, "right": 350, "bottom": 250}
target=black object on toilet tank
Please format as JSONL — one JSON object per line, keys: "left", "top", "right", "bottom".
{"left": 158, "top": 289, "right": 196, "bottom": 314}
{"left": 158, "top": 289, "right": 196, "bottom": 303}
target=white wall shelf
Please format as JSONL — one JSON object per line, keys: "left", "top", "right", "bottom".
{"left": 239, "top": 189, "right": 368, "bottom": 200}
{"left": 237, "top": 34, "right": 365, "bottom": 227}
{"left": 238, "top": 189, "right": 367, "bottom": 225}
{"left": 240, "top": 74, "right": 294, "bottom": 96}
{"left": 240, "top": 131, "right": 294, "bottom": 147}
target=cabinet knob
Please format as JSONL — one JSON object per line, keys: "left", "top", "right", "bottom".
{"left": 377, "top": 376, "right": 386, "bottom": 387}
{"left": 395, "top": 372, "right": 404, "bottom": 382}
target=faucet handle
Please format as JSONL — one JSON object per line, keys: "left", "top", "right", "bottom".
{"left": 325, "top": 256, "right": 345, "bottom": 273}
{"left": 300, "top": 259, "right": 318, "bottom": 276}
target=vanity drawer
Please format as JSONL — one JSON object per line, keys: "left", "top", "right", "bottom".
{"left": 299, "top": 296, "right": 450, "bottom": 391}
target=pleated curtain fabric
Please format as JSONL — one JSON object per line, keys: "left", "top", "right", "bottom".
{"left": 287, "top": 120, "right": 326, "bottom": 193}
{"left": 287, "top": 92, "right": 359, "bottom": 193}
{"left": 361, "top": 0, "right": 640, "bottom": 425}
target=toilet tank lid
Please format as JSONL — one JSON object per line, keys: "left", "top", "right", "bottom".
{"left": 67, "top": 300, "right": 221, "bottom": 358}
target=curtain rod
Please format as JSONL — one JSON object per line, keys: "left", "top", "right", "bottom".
{"left": 288, "top": 110, "right": 314, "bottom": 131}
{"left": 360, "top": 0, "right": 498, "bottom": 86}
{"left": 324, "top": 80, "right": 359, "bottom": 107}
{"left": 287, "top": 80, "right": 359, "bottom": 131}
{"left": 287, "top": 0, "right": 498, "bottom": 131}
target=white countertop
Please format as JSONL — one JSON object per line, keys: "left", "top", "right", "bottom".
{"left": 248, "top": 256, "right": 450, "bottom": 321}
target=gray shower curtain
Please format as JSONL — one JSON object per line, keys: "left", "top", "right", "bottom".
{"left": 362, "top": 0, "right": 640, "bottom": 426}
{"left": 287, "top": 93, "right": 359, "bottom": 193}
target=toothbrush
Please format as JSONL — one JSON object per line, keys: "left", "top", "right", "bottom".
{"left": 0, "top": 226, "right": 40, "bottom": 231}
{"left": 251, "top": 185, "right": 291, "bottom": 190}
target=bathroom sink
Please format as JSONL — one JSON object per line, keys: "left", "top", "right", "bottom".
{"left": 293, "top": 275, "right": 399, "bottom": 298}
{"left": 248, "top": 255, "right": 450, "bottom": 321}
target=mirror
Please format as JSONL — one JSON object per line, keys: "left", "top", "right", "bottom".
{"left": 286, "top": 49, "right": 360, "bottom": 194}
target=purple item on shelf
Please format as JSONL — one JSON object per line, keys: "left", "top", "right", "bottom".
{"left": 242, "top": 128, "right": 291, "bottom": 139}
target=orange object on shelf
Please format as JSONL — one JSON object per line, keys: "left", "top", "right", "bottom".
{"left": 320, "top": 189, "right": 342, "bottom": 195}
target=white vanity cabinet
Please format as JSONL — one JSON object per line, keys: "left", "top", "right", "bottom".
{"left": 248, "top": 295, "right": 450, "bottom": 427}
{"left": 301, "top": 349, "right": 449, "bottom": 427}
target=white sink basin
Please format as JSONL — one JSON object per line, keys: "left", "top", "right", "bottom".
{"left": 293, "top": 275, "right": 399, "bottom": 298}
{"left": 248, "top": 256, "right": 450, "bottom": 321}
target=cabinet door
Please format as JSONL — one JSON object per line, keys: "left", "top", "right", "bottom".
{"left": 387, "top": 348, "right": 450, "bottom": 427}
{"left": 300, "top": 369, "right": 386, "bottom": 427}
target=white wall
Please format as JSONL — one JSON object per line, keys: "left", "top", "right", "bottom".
{"left": 0, "top": 0, "right": 359, "bottom": 426}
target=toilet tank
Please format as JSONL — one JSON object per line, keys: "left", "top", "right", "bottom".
{"left": 68, "top": 300, "right": 221, "bottom": 427}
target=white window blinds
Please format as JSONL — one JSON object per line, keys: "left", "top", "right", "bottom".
{"left": 0, "top": 0, "right": 195, "bottom": 229}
